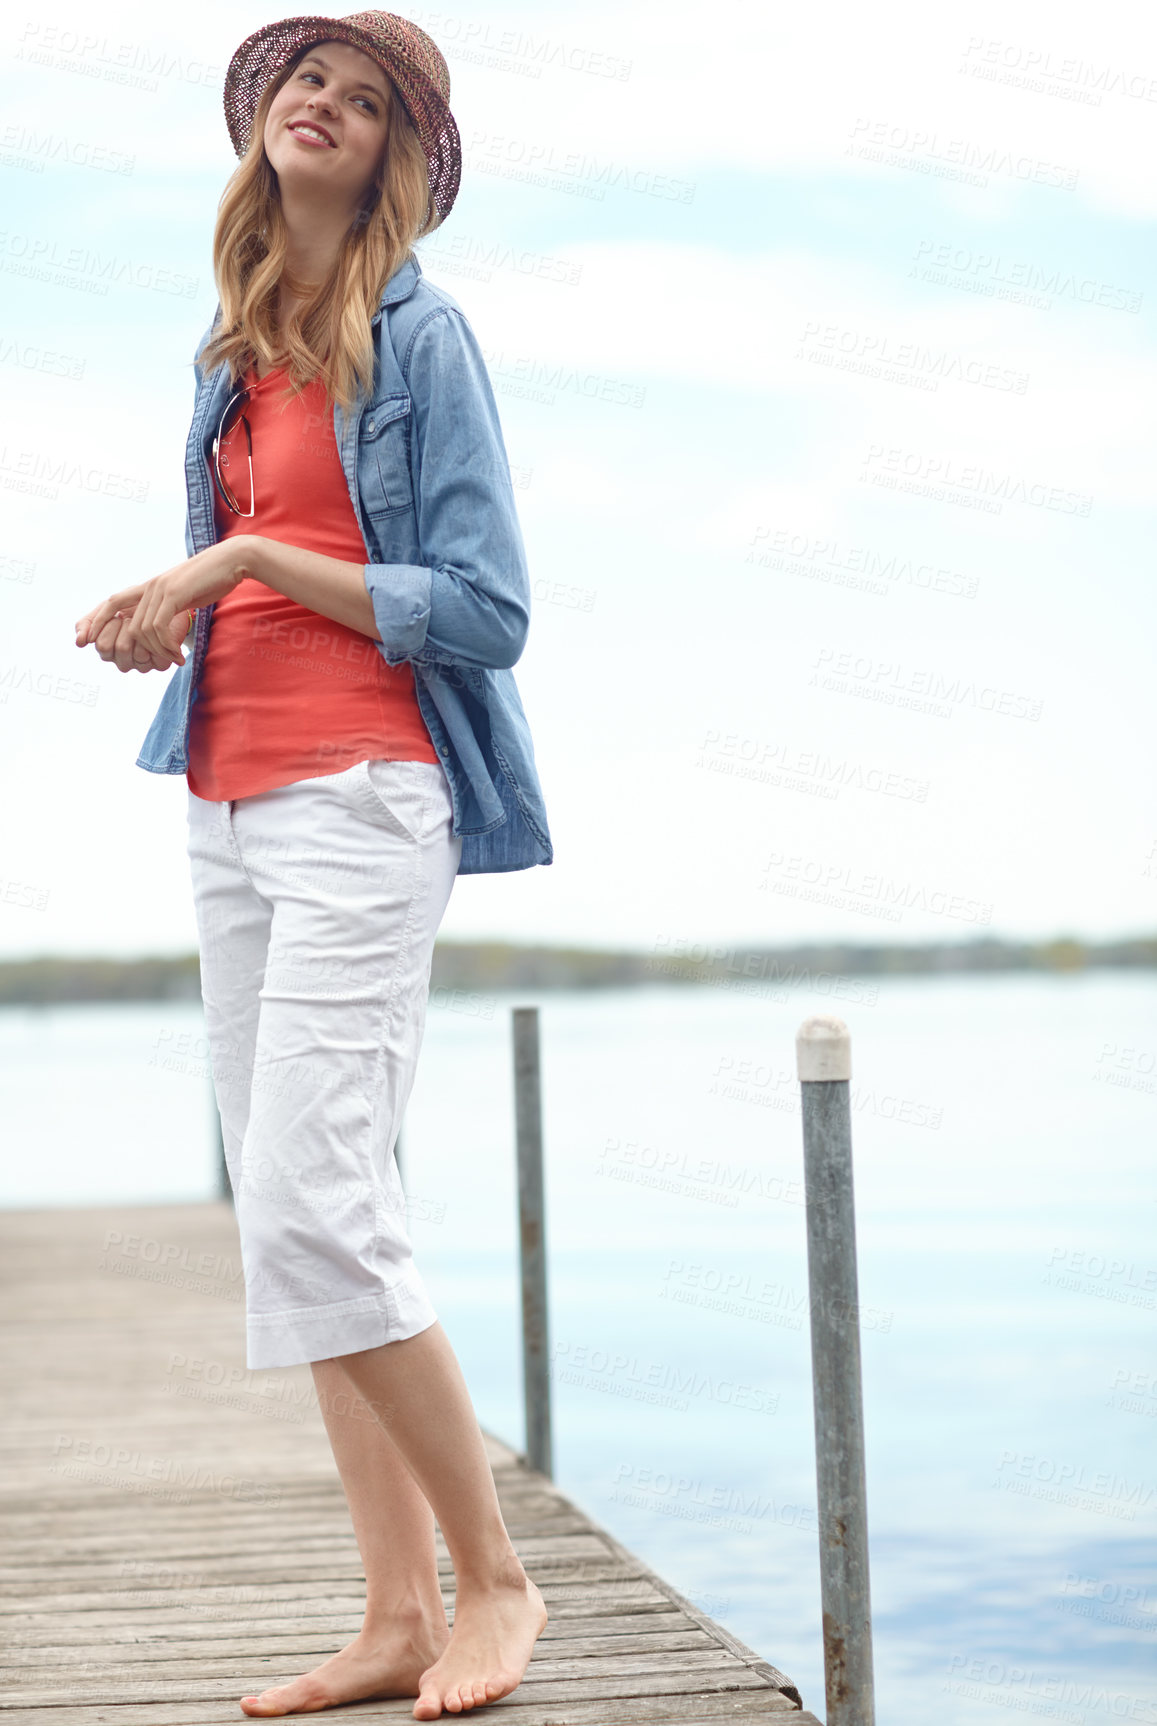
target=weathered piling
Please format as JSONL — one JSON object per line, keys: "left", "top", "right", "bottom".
{"left": 512, "top": 1004, "right": 553, "bottom": 1479}
{"left": 796, "top": 1014, "right": 875, "bottom": 1726}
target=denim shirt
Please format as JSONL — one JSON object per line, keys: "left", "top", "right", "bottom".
{"left": 136, "top": 252, "right": 553, "bottom": 876}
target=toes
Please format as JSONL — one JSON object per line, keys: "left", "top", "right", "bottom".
{"left": 413, "top": 1686, "right": 443, "bottom": 1720}
{"left": 239, "top": 1683, "right": 311, "bottom": 1718}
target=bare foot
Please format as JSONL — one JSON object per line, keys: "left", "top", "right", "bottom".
{"left": 240, "top": 1616, "right": 450, "bottom": 1717}
{"left": 412, "top": 1559, "right": 547, "bottom": 1718}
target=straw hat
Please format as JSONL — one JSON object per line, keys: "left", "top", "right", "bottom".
{"left": 222, "top": 9, "right": 461, "bottom": 221}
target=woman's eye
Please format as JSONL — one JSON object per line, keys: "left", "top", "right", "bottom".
{"left": 298, "top": 70, "right": 376, "bottom": 112}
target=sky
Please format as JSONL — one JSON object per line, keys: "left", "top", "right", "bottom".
{"left": 2, "top": 0, "right": 1155, "bottom": 958}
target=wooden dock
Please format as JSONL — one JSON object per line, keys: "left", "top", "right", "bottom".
{"left": 0, "top": 1204, "right": 818, "bottom": 1725}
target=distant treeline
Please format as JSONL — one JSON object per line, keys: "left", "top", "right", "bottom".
{"left": 0, "top": 933, "right": 1154, "bottom": 1005}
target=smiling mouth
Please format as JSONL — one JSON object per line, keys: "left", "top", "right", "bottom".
{"left": 288, "top": 122, "right": 336, "bottom": 147}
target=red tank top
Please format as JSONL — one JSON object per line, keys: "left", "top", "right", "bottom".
{"left": 186, "top": 358, "right": 439, "bottom": 802}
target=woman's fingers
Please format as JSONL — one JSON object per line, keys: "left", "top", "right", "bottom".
{"left": 92, "top": 617, "right": 122, "bottom": 661}
{"left": 112, "top": 616, "right": 143, "bottom": 675}
{"left": 135, "top": 602, "right": 183, "bottom": 667}
{"left": 131, "top": 580, "right": 193, "bottom": 669}
{"left": 77, "top": 591, "right": 142, "bottom": 648}
{"left": 113, "top": 616, "right": 172, "bottom": 675}
{"left": 140, "top": 609, "right": 186, "bottom": 671}
{"left": 90, "top": 613, "right": 173, "bottom": 674}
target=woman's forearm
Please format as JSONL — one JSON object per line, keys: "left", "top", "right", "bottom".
{"left": 238, "top": 535, "right": 382, "bottom": 641}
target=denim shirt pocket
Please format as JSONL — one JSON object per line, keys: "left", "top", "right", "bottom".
{"left": 358, "top": 392, "right": 413, "bottom": 520}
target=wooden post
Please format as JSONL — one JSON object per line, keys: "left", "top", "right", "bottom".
{"left": 512, "top": 1006, "right": 552, "bottom": 1478}
{"left": 796, "top": 1015, "right": 875, "bottom": 1726}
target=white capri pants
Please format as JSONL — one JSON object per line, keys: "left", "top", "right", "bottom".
{"left": 186, "top": 757, "right": 462, "bottom": 1370}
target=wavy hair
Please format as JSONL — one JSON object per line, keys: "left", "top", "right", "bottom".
{"left": 195, "top": 43, "right": 439, "bottom": 417}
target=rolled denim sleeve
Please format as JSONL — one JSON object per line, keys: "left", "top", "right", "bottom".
{"left": 364, "top": 306, "right": 530, "bottom": 672}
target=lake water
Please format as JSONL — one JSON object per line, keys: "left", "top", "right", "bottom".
{"left": 3, "top": 972, "right": 1155, "bottom": 1724}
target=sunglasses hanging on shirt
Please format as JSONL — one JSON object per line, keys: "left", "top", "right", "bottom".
{"left": 211, "top": 384, "right": 255, "bottom": 517}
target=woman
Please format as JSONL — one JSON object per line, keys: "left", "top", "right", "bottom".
{"left": 74, "top": 11, "right": 552, "bottom": 1718}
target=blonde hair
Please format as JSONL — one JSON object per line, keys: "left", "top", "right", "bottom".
{"left": 195, "top": 44, "right": 439, "bottom": 417}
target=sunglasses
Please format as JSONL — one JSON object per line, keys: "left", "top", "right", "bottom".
{"left": 211, "top": 385, "right": 255, "bottom": 518}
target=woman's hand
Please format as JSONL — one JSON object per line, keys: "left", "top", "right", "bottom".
{"left": 75, "top": 540, "right": 260, "bottom": 674}
{"left": 76, "top": 589, "right": 172, "bottom": 674}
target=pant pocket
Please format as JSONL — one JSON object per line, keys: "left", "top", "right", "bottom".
{"left": 359, "top": 758, "right": 449, "bottom": 844}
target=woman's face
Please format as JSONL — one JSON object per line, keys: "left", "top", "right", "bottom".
{"left": 263, "top": 39, "right": 393, "bottom": 210}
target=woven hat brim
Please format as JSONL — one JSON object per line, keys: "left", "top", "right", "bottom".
{"left": 223, "top": 13, "right": 460, "bottom": 222}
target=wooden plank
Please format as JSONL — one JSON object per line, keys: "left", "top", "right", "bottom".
{"left": 9, "top": 1698, "right": 818, "bottom": 1726}
{"left": 3, "top": 1609, "right": 694, "bottom": 1648}
{"left": 0, "top": 1666, "right": 777, "bottom": 1710}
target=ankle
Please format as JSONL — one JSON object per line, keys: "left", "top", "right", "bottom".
{"left": 363, "top": 1595, "right": 448, "bottom": 1638}
{"left": 452, "top": 1547, "right": 529, "bottom": 1596}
